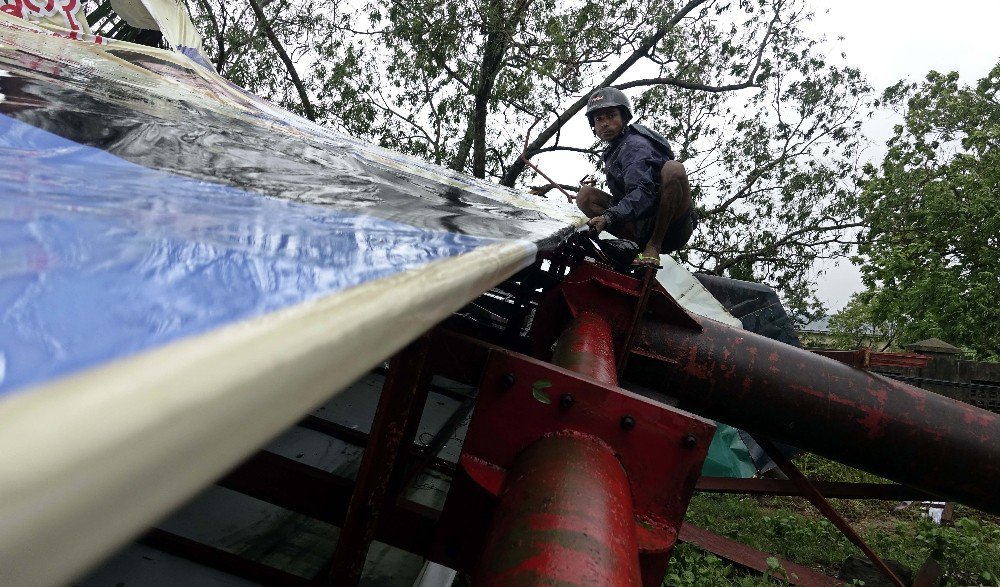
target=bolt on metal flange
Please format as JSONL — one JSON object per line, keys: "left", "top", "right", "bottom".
{"left": 559, "top": 393, "right": 575, "bottom": 410}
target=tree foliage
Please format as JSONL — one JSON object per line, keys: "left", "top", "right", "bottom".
{"left": 181, "top": 0, "right": 332, "bottom": 119}
{"left": 177, "top": 0, "right": 871, "bottom": 314}
{"left": 853, "top": 63, "right": 1000, "bottom": 359}
{"left": 826, "top": 294, "right": 899, "bottom": 351}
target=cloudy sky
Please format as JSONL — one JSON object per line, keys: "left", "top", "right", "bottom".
{"left": 806, "top": 0, "right": 999, "bottom": 311}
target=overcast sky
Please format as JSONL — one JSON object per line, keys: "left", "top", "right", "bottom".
{"left": 805, "top": 0, "right": 999, "bottom": 311}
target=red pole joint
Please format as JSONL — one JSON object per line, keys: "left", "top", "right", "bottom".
{"left": 440, "top": 263, "right": 713, "bottom": 584}
{"left": 475, "top": 309, "right": 640, "bottom": 585}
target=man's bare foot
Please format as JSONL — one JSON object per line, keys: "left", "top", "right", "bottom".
{"left": 633, "top": 246, "right": 661, "bottom": 267}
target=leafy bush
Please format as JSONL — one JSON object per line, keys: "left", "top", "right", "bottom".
{"left": 678, "top": 455, "right": 1000, "bottom": 586}
{"left": 762, "top": 515, "right": 850, "bottom": 566}
{"left": 916, "top": 517, "right": 1000, "bottom": 586}
{"left": 663, "top": 543, "right": 777, "bottom": 587}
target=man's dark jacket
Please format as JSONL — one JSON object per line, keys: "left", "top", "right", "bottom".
{"left": 601, "top": 124, "right": 674, "bottom": 237}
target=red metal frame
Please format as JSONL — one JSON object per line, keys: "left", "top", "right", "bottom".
{"left": 629, "top": 308, "right": 1000, "bottom": 515}
{"left": 325, "top": 337, "right": 434, "bottom": 585}
{"left": 460, "top": 350, "right": 714, "bottom": 550}
{"left": 439, "top": 259, "right": 717, "bottom": 586}
{"left": 311, "top": 252, "right": 999, "bottom": 585}
{"left": 529, "top": 260, "right": 700, "bottom": 364}
{"left": 812, "top": 348, "right": 930, "bottom": 369}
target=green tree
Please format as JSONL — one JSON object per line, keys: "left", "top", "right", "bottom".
{"left": 855, "top": 64, "right": 1000, "bottom": 359}
{"left": 827, "top": 294, "right": 899, "bottom": 351}
{"left": 180, "top": 0, "right": 332, "bottom": 120}
{"left": 174, "top": 0, "right": 870, "bottom": 313}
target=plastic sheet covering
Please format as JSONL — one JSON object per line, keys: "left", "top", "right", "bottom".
{"left": 0, "top": 11, "right": 580, "bottom": 585}
{"left": 109, "top": 0, "right": 160, "bottom": 30}
{"left": 0, "top": 15, "right": 578, "bottom": 395}
{"left": 0, "top": 114, "right": 494, "bottom": 393}
{"left": 701, "top": 423, "right": 758, "bottom": 478}
{"left": 109, "top": 0, "right": 210, "bottom": 62}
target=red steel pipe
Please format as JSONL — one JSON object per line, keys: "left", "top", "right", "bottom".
{"left": 473, "top": 434, "right": 641, "bottom": 587}
{"left": 550, "top": 310, "right": 618, "bottom": 385}
{"left": 635, "top": 314, "right": 1000, "bottom": 514}
{"left": 475, "top": 307, "right": 643, "bottom": 585}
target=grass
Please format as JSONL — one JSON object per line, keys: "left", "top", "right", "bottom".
{"left": 669, "top": 454, "right": 1000, "bottom": 586}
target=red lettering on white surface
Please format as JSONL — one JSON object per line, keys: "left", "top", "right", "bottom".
{"left": 1, "top": 0, "right": 85, "bottom": 31}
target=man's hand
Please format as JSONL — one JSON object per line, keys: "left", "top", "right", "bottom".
{"left": 587, "top": 215, "right": 608, "bottom": 235}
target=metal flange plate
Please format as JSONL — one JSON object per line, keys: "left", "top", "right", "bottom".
{"left": 460, "top": 348, "right": 715, "bottom": 551}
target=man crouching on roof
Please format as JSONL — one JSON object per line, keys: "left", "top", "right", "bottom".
{"left": 577, "top": 87, "right": 696, "bottom": 266}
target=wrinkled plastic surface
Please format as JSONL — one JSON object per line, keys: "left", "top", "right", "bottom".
{"left": 0, "top": 20, "right": 577, "bottom": 395}
{"left": 0, "top": 114, "right": 497, "bottom": 394}
{"left": 0, "top": 26, "right": 574, "bottom": 245}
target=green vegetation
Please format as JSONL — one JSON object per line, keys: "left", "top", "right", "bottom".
{"left": 673, "top": 454, "right": 1000, "bottom": 586}
{"left": 664, "top": 544, "right": 770, "bottom": 587}
{"left": 837, "top": 62, "right": 1000, "bottom": 359}
{"left": 176, "top": 0, "right": 871, "bottom": 319}
{"left": 826, "top": 298, "right": 900, "bottom": 351}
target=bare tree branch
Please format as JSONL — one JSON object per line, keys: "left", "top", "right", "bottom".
{"left": 528, "top": 182, "right": 580, "bottom": 197}
{"left": 246, "top": 0, "right": 316, "bottom": 121}
{"left": 531, "top": 145, "right": 601, "bottom": 156}
{"left": 618, "top": 77, "right": 759, "bottom": 93}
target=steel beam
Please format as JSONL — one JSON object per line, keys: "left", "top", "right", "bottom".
{"left": 216, "top": 450, "right": 440, "bottom": 558}
{"left": 325, "top": 337, "right": 434, "bottom": 585}
{"left": 694, "top": 477, "right": 939, "bottom": 501}
{"left": 678, "top": 524, "right": 846, "bottom": 587}
{"left": 631, "top": 312, "right": 1000, "bottom": 514}
{"left": 753, "top": 435, "right": 905, "bottom": 587}
{"left": 140, "top": 529, "right": 310, "bottom": 586}
{"left": 297, "top": 414, "right": 458, "bottom": 477}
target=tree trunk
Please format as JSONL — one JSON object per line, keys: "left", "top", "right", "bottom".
{"left": 450, "top": 120, "right": 475, "bottom": 172}
{"left": 470, "top": 0, "right": 521, "bottom": 178}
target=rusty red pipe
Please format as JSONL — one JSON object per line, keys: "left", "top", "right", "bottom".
{"left": 635, "top": 314, "right": 1000, "bottom": 514}
{"left": 551, "top": 310, "right": 618, "bottom": 385}
{"left": 475, "top": 308, "right": 642, "bottom": 585}
{"left": 473, "top": 434, "right": 641, "bottom": 586}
